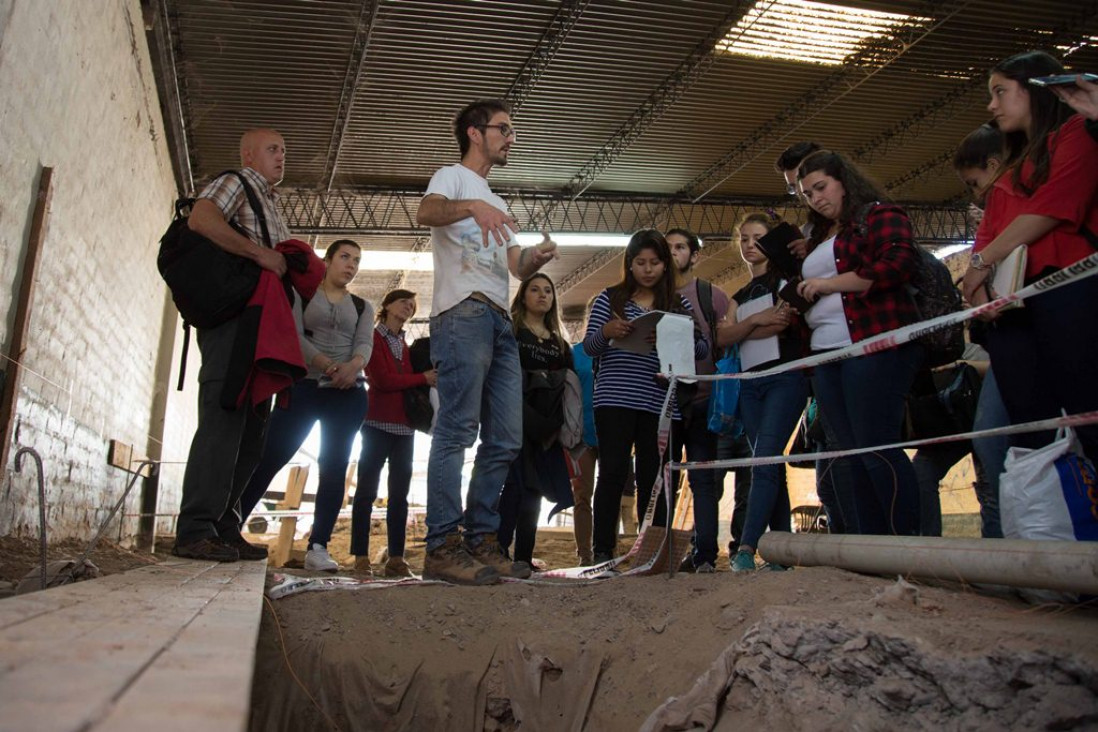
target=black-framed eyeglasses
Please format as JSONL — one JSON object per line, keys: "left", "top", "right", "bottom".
{"left": 478, "top": 123, "right": 516, "bottom": 139}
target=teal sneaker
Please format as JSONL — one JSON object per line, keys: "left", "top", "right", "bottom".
{"left": 731, "top": 550, "right": 756, "bottom": 573}
{"left": 761, "top": 561, "right": 790, "bottom": 572}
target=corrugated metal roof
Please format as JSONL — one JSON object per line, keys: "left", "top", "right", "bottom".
{"left": 153, "top": 0, "right": 1098, "bottom": 316}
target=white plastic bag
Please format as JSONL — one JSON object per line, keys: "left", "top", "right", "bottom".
{"left": 1000, "top": 427, "right": 1098, "bottom": 541}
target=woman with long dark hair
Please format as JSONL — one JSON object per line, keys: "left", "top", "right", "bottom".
{"left": 717, "top": 212, "right": 809, "bottom": 571}
{"left": 961, "top": 51, "right": 1098, "bottom": 458}
{"left": 354, "top": 289, "right": 436, "bottom": 577}
{"left": 583, "top": 230, "right": 707, "bottom": 563}
{"left": 796, "top": 151, "right": 923, "bottom": 536}
{"left": 239, "top": 239, "right": 374, "bottom": 571}
{"left": 496, "top": 273, "right": 575, "bottom": 569}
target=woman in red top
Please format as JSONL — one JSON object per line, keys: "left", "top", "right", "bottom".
{"left": 961, "top": 51, "right": 1098, "bottom": 456}
{"left": 354, "top": 289, "right": 437, "bottom": 576}
{"left": 796, "top": 151, "right": 923, "bottom": 536}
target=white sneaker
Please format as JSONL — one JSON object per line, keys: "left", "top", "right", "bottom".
{"left": 304, "top": 543, "right": 339, "bottom": 572}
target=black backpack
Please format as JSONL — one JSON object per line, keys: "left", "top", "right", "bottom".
{"left": 158, "top": 171, "right": 271, "bottom": 389}
{"left": 157, "top": 170, "right": 269, "bottom": 330}
{"left": 403, "top": 337, "right": 434, "bottom": 433}
{"left": 907, "top": 247, "right": 965, "bottom": 367}
{"left": 855, "top": 203, "right": 964, "bottom": 368}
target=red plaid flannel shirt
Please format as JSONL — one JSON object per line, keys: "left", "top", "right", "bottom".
{"left": 831, "top": 203, "right": 918, "bottom": 342}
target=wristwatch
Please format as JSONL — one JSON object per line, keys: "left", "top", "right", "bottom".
{"left": 969, "top": 252, "right": 992, "bottom": 271}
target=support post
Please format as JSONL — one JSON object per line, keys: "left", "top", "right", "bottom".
{"left": 1, "top": 167, "right": 53, "bottom": 472}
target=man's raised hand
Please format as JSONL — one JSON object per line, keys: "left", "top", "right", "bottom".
{"left": 472, "top": 200, "right": 518, "bottom": 247}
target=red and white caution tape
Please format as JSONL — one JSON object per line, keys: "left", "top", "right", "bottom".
{"left": 680, "top": 250, "right": 1098, "bottom": 382}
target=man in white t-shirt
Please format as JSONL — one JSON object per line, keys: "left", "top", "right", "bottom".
{"left": 416, "top": 99, "right": 557, "bottom": 585}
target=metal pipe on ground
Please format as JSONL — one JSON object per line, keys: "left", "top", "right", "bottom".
{"left": 758, "top": 532, "right": 1098, "bottom": 596}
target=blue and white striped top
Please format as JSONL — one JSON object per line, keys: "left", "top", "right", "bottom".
{"left": 582, "top": 290, "right": 707, "bottom": 418}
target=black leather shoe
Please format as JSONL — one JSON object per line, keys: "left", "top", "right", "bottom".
{"left": 172, "top": 537, "right": 238, "bottom": 562}
{"left": 219, "top": 533, "right": 269, "bottom": 561}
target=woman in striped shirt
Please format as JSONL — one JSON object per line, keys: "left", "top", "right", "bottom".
{"left": 583, "top": 230, "right": 708, "bottom": 563}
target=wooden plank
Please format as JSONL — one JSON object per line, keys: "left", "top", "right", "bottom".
{"left": 93, "top": 562, "right": 266, "bottom": 731}
{"left": 0, "top": 167, "right": 53, "bottom": 471}
{"left": 0, "top": 560, "right": 265, "bottom": 732}
{"left": 342, "top": 459, "right": 357, "bottom": 508}
{"left": 276, "top": 465, "right": 308, "bottom": 510}
{"left": 0, "top": 559, "right": 216, "bottom": 631}
{"left": 270, "top": 517, "right": 298, "bottom": 568}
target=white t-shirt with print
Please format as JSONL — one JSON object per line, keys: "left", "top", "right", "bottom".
{"left": 425, "top": 163, "right": 518, "bottom": 315}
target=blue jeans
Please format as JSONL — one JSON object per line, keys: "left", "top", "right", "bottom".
{"left": 240, "top": 379, "right": 367, "bottom": 546}
{"left": 738, "top": 371, "right": 809, "bottom": 550}
{"left": 426, "top": 299, "right": 522, "bottom": 551}
{"left": 680, "top": 401, "right": 721, "bottom": 567}
{"left": 718, "top": 433, "right": 754, "bottom": 553}
{"left": 971, "top": 367, "right": 1008, "bottom": 538}
{"left": 813, "top": 343, "right": 922, "bottom": 535}
{"left": 354, "top": 425, "right": 415, "bottom": 557}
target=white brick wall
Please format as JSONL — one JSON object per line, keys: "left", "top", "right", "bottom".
{"left": 0, "top": 0, "right": 195, "bottom": 540}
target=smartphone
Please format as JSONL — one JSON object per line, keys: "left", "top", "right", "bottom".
{"left": 778, "top": 279, "right": 814, "bottom": 313}
{"left": 1029, "top": 73, "right": 1098, "bottom": 87}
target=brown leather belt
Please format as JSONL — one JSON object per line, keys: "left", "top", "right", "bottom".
{"left": 467, "top": 291, "right": 510, "bottom": 320}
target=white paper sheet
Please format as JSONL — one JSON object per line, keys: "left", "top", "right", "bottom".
{"left": 736, "top": 295, "right": 781, "bottom": 371}
{"left": 656, "top": 313, "right": 696, "bottom": 381}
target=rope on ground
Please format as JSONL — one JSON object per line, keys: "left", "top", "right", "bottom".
{"left": 262, "top": 594, "right": 345, "bottom": 732}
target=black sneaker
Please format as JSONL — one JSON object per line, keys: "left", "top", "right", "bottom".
{"left": 219, "top": 533, "right": 268, "bottom": 561}
{"left": 172, "top": 537, "right": 238, "bottom": 562}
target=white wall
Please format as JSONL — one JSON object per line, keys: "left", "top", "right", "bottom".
{"left": 0, "top": 0, "right": 191, "bottom": 539}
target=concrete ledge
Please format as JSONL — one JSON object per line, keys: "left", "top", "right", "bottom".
{"left": 0, "top": 558, "right": 267, "bottom": 732}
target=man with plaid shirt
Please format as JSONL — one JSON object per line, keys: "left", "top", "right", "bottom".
{"left": 173, "top": 128, "right": 292, "bottom": 562}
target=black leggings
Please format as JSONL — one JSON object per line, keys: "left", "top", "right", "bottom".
{"left": 592, "top": 406, "right": 683, "bottom": 557}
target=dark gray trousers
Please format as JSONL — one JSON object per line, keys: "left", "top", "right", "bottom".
{"left": 176, "top": 318, "right": 270, "bottom": 545}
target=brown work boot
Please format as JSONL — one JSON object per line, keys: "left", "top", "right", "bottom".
{"left": 353, "top": 555, "right": 374, "bottom": 577}
{"left": 423, "top": 533, "right": 499, "bottom": 586}
{"left": 383, "top": 555, "right": 414, "bottom": 578}
{"left": 466, "top": 535, "right": 532, "bottom": 579}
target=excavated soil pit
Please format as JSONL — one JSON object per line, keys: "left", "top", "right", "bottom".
{"left": 249, "top": 528, "right": 1098, "bottom": 731}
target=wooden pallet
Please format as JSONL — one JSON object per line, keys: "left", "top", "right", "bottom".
{"left": 0, "top": 558, "right": 267, "bottom": 732}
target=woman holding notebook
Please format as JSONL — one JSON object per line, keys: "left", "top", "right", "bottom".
{"left": 716, "top": 212, "right": 809, "bottom": 572}
{"left": 961, "top": 51, "right": 1098, "bottom": 457}
{"left": 583, "top": 230, "right": 707, "bottom": 564}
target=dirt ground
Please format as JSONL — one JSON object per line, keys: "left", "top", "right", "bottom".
{"left": 4, "top": 523, "right": 1096, "bottom": 729}
{"left": 251, "top": 522, "right": 1098, "bottom": 731}
{"left": 0, "top": 535, "right": 159, "bottom": 592}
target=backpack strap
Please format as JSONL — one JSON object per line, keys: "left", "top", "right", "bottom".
{"left": 228, "top": 171, "right": 272, "bottom": 247}
{"left": 350, "top": 294, "right": 367, "bottom": 319}
{"left": 176, "top": 323, "right": 191, "bottom": 391}
{"left": 696, "top": 278, "right": 722, "bottom": 358}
